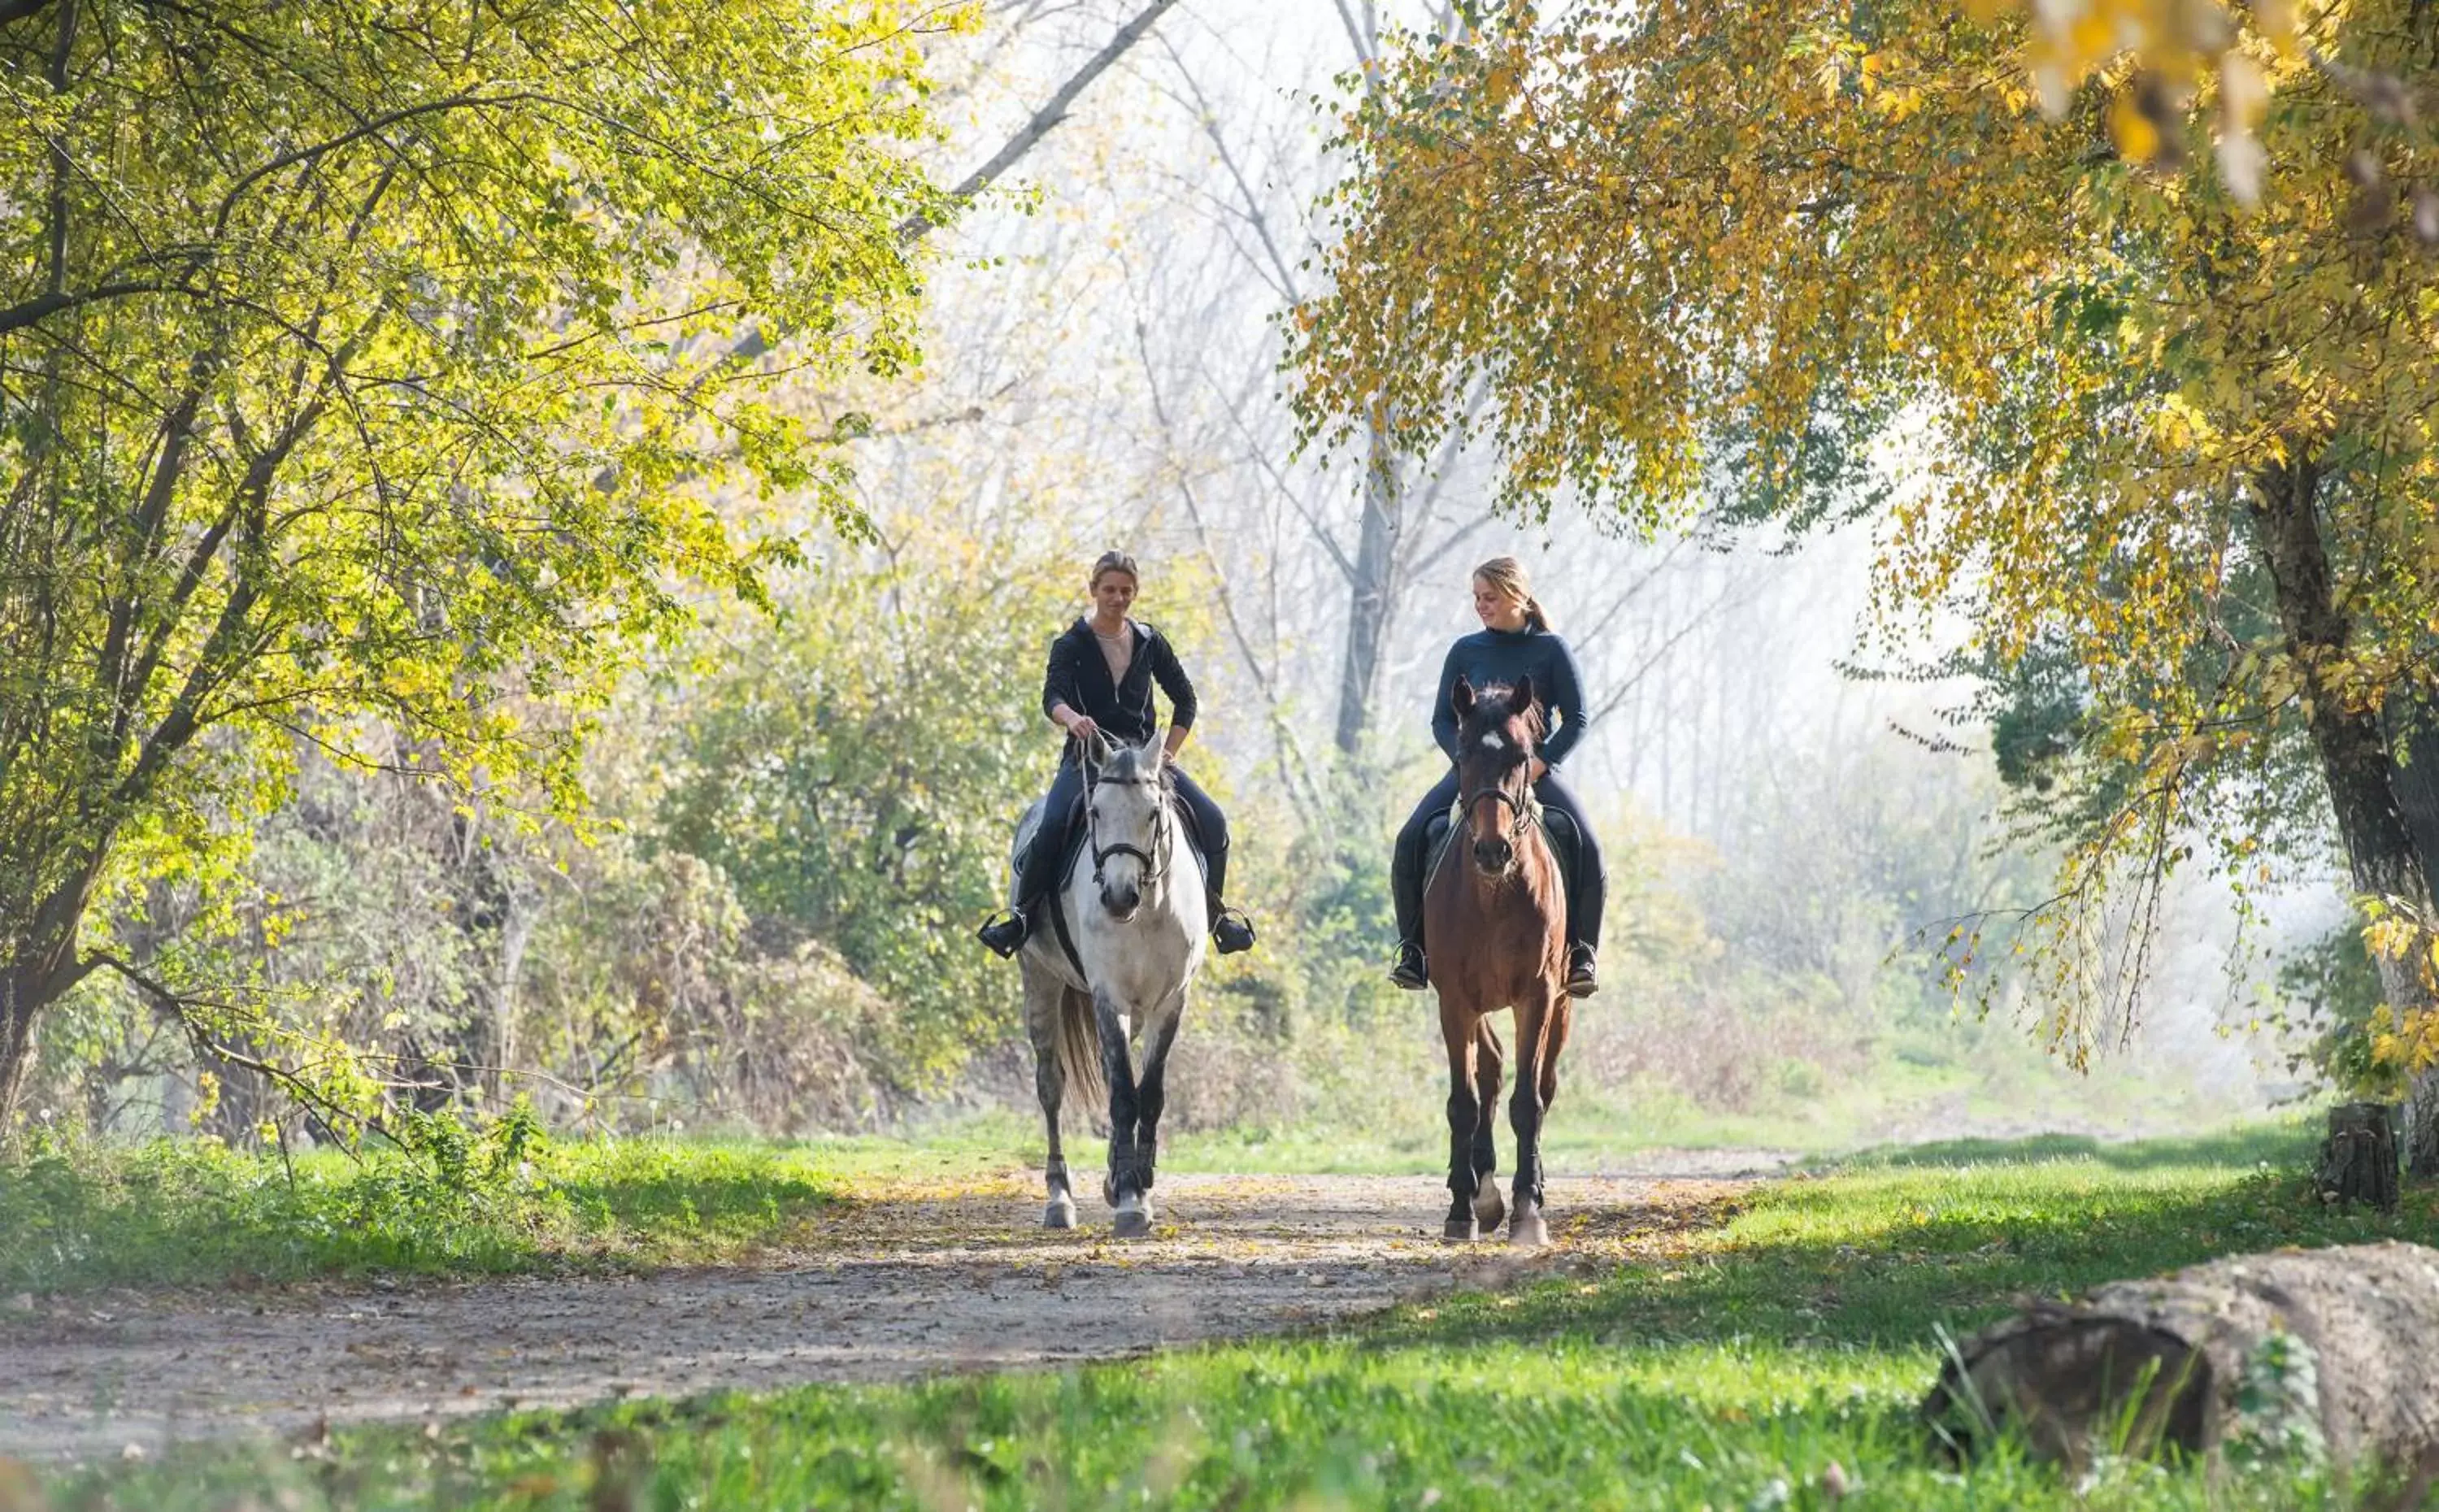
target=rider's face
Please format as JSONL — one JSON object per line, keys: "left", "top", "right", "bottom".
{"left": 1092, "top": 571, "right": 1137, "bottom": 621}
{"left": 1473, "top": 577, "right": 1523, "bottom": 631}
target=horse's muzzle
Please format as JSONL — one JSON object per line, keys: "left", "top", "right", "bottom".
{"left": 1101, "top": 884, "right": 1142, "bottom": 920}
{"left": 1472, "top": 837, "right": 1515, "bottom": 875}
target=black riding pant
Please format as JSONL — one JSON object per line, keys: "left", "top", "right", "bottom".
{"left": 1392, "top": 767, "right": 1606, "bottom": 954}
{"left": 1013, "top": 758, "right": 1231, "bottom": 923}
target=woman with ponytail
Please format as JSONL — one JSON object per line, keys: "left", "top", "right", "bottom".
{"left": 1389, "top": 557, "right": 1606, "bottom": 996}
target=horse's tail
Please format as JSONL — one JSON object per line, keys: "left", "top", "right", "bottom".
{"left": 1055, "top": 984, "right": 1105, "bottom": 1109}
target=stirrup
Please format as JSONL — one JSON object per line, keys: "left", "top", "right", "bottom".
{"left": 1211, "top": 907, "right": 1255, "bottom": 954}
{"left": 1389, "top": 942, "right": 1428, "bottom": 991}
{"left": 977, "top": 908, "right": 1028, "bottom": 959}
{"left": 1565, "top": 943, "right": 1598, "bottom": 998}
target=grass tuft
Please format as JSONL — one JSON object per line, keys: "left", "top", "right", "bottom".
{"left": 0, "top": 1131, "right": 846, "bottom": 1291}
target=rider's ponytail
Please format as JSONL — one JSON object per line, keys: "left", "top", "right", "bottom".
{"left": 1473, "top": 556, "right": 1553, "bottom": 632}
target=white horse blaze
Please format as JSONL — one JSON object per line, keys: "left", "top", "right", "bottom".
{"left": 1481, "top": 732, "right": 1506, "bottom": 751}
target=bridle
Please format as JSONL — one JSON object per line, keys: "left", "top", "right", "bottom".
{"left": 1460, "top": 779, "right": 1541, "bottom": 841}
{"left": 1082, "top": 738, "right": 1172, "bottom": 889}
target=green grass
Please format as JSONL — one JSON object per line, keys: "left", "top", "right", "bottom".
{"left": 37, "top": 1123, "right": 2439, "bottom": 1510}
{"left": 0, "top": 1132, "right": 859, "bottom": 1291}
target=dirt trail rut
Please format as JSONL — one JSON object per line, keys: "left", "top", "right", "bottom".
{"left": 0, "top": 1158, "right": 1775, "bottom": 1461}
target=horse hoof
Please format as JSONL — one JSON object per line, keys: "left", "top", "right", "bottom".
{"left": 1112, "top": 1206, "right": 1154, "bottom": 1240}
{"left": 1509, "top": 1211, "right": 1548, "bottom": 1249}
{"left": 1473, "top": 1184, "right": 1506, "bottom": 1232}
{"left": 1044, "top": 1197, "right": 1076, "bottom": 1230}
{"left": 1443, "top": 1218, "right": 1480, "bottom": 1242}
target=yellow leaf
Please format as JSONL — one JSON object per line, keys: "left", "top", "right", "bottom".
{"left": 2254, "top": 0, "right": 2298, "bottom": 56}
{"left": 2109, "top": 90, "right": 2161, "bottom": 163}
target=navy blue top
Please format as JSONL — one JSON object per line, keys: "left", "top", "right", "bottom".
{"left": 1430, "top": 626, "right": 1590, "bottom": 768}
{"left": 1041, "top": 618, "right": 1198, "bottom": 762}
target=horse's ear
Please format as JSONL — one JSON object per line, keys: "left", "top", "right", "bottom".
{"left": 1451, "top": 676, "right": 1476, "bottom": 719}
{"left": 1512, "top": 673, "right": 1537, "bottom": 719}
{"left": 1143, "top": 730, "right": 1167, "bottom": 770}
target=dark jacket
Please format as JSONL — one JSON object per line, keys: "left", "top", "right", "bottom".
{"left": 1041, "top": 618, "right": 1198, "bottom": 758}
{"left": 1430, "top": 626, "right": 1590, "bottom": 768}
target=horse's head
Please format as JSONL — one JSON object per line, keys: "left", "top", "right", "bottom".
{"left": 1450, "top": 674, "right": 1543, "bottom": 878}
{"left": 1085, "top": 733, "right": 1172, "bottom": 920}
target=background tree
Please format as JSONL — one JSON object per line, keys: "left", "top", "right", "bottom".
{"left": 0, "top": 0, "right": 959, "bottom": 1115}
{"left": 1293, "top": 0, "right": 2439, "bottom": 1161}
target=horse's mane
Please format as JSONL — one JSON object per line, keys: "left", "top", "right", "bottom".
{"left": 1464, "top": 683, "right": 1546, "bottom": 747}
{"left": 1100, "top": 743, "right": 1170, "bottom": 785}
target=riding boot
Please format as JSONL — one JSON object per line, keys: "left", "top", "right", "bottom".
{"left": 980, "top": 805, "right": 1076, "bottom": 958}
{"left": 1202, "top": 843, "right": 1254, "bottom": 954}
{"left": 977, "top": 906, "right": 1031, "bottom": 959}
{"left": 1389, "top": 826, "right": 1428, "bottom": 989}
{"left": 1556, "top": 815, "right": 1600, "bottom": 998}
{"left": 1566, "top": 941, "right": 1598, "bottom": 998}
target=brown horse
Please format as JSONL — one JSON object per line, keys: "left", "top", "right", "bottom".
{"left": 1424, "top": 675, "right": 1572, "bottom": 1246}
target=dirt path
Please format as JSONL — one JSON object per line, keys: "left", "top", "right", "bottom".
{"left": 0, "top": 1158, "right": 1775, "bottom": 1462}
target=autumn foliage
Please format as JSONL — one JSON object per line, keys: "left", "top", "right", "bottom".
{"left": 1294, "top": 0, "right": 2439, "bottom": 1150}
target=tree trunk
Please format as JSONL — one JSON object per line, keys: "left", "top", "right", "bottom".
{"left": 0, "top": 965, "right": 38, "bottom": 1124}
{"left": 486, "top": 875, "right": 538, "bottom": 1110}
{"left": 2246, "top": 455, "right": 2439, "bottom": 1177}
{"left": 2315, "top": 1101, "right": 2400, "bottom": 1212}
{"left": 0, "top": 865, "right": 101, "bottom": 1123}
{"left": 1923, "top": 1242, "right": 2439, "bottom": 1475}
{"left": 1333, "top": 423, "right": 1403, "bottom": 758}
{"left": 2385, "top": 694, "right": 2439, "bottom": 1175}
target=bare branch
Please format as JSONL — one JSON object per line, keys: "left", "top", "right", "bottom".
{"left": 898, "top": 0, "right": 1186, "bottom": 245}
{"left": 1333, "top": 0, "right": 1376, "bottom": 66}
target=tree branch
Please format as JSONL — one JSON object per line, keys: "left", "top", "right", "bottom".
{"left": 896, "top": 0, "right": 1185, "bottom": 244}
{"left": 711, "top": 0, "right": 1183, "bottom": 371}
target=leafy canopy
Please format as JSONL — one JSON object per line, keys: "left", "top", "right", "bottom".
{"left": 1293, "top": 0, "right": 2439, "bottom": 1053}
{"left": 0, "top": 0, "right": 967, "bottom": 1032}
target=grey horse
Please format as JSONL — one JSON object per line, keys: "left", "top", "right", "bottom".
{"left": 1013, "top": 732, "right": 1207, "bottom": 1238}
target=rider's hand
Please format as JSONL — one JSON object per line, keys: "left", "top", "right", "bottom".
{"left": 1528, "top": 758, "right": 1549, "bottom": 783}
{"left": 1065, "top": 715, "right": 1102, "bottom": 745}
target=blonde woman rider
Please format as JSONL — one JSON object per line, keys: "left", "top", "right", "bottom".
{"left": 978, "top": 550, "right": 1255, "bottom": 958}
{"left": 1389, "top": 557, "right": 1604, "bottom": 997}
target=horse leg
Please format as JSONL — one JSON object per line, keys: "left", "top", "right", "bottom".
{"left": 1440, "top": 996, "right": 1483, "bottom": 1240}
{"left": 1471, "top": 1019, "right": 1506, "bottom": 1233}
{"left": 1506, "top": 990, "right": 1555, "bottom": 1248}
{"left": 1539, "top": 993, "right": 1572, "bottom": 1115}
{"left": 1024, "top": 967, "right": 1077, "bottom": 1230}
{"left": 1132, "top": 995, "right": 1185, "bottom": 1203}
{"left": 1093, "top": 988, "right": 1150, "bottom": 1238}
